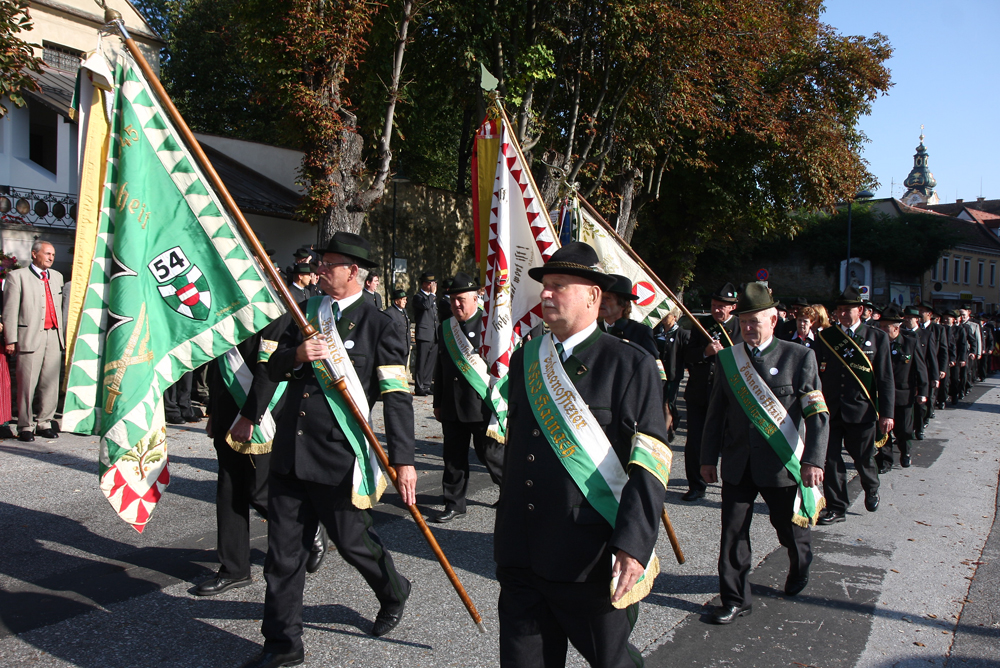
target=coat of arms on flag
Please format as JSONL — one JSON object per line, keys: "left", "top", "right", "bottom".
{"left": 150, "top": 247, "right": 212, "bottom": 320}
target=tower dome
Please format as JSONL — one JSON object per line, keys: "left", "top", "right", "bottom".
{"left": 901, "top": 128, "right": 939, "bottom": 206}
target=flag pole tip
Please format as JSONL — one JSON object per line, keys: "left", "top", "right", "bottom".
{"left": 105, "top": 8, "right": 123, "bottom": 22}
{"left": 476, "top": 621, "right": 488, "bottom": 634}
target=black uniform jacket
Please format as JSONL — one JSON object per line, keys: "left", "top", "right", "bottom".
{"left": 384, "top": 305, "right": 411, "bottom": 355}
{"left": 657, "top": 324, "right": 690, "bottom": 382}
{"left": 603, "top": 318, "right": 659, "bottom": 359}
{"left": 364, "top": 289, "right": 383, "bottom": 311}
{"left": 893, "top": 332, "right": 930, "bottom": 405}
{"left": 814, "top": 323, "right": 894, "bottom": 423}
{"left": 910, "top": 325, "right": 938, "bottom": 383}
{"left": 682, "top": 315, "right": 742, "bottom": 406}
{"left": 412, "top": 291, "right": 438, "bottom": 342}
{"left": 208, "top": 319, "right": 286, "bottom": 432}
{"left": 268, "top": 295, "right": 415, "bottom": 486}
{"left": 702, "top": 339, "right": 829, "bottom": 487}
{"left": 930, "top": 322, "right": 949, "bottom": 373}
{"left": 433, "top": 310, "right": 489, "bottom": 423}
{"left": 952, "top": 323, "right": 969, "bottom": 360}
{"left": 287, "top": 282, "right": 311, "bottom": 305}
{"left": 494, "top": 329, "right": 669, "bottom": 583}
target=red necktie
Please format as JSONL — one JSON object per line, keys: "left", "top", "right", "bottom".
{"left": 42, "top": 271, "right": 57, "bottom": 330}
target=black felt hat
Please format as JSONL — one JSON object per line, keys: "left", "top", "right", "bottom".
{"left": 917, "top": 301, "right": 937, "bottom": 314}
{"left": 420, "top": 271, "right": 437, "bottom": 283}
{"left": 293, "top": 247, "right": 313, "bottom": 260}
{"left": 776, "top": 302, "right": 788, "bottom": 311}
{"left": 293, "top": 263, "right": 315, "bottom": 275}
{"left": 391, "top": 288, "right": 407, "bottom": 300}
{"left": 527, "top": 242, "right": 616, "bottom": 290}
{"left": 791, "top": 296, "right": 809, "bottom": 307}
{"left": 880, "top": 304, "right": 903, "bottom": 323}
{"left": 321, "top": 232, "right": 378, "bottom": 269}
{"left": 733, "top": 282, "right": 777, "bottom": 314}
{"left": 835, "top": 287, "right": 864, "bottom": 306}
{"left": 903, "top": 306, "right": 921, "bottom": 317}
{"left": 446, "top": 271, "right": 479, "bottom": 295}
{"left": 710, "top": 282, "right": 739, "bottom": 304}
{"left": 607, "top": 274, "right": 639, "bottom": 301}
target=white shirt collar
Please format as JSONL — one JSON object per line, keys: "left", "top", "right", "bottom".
{"left": 330, "top": 290, "right": 364, "bottom": 312}
{"left": 792, "top": 330, "right": 814, "bottom": 341}
{"left": 842, "top": 320, "right": 862, "bottom": 334}
{"left": 922, "top": 320, "right": 931, "bottom": 329}
{"left": 553, "top": 320, "right": 598, "bottom": 359}
{"left": 29, "top": 264, "right": 46, "bottom": 279}
{"left": 421, "top": 289, "right": 434, "bottom": 296}
{"left": 749, "top": 334, "right": 774, "bottom": 353}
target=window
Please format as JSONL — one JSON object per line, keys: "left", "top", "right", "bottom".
{"left": 28, "top": 100, "right": 58, "bottom": 174}
{"left": 978, "top": 261, "right": 985, "bottom": 286}
{"left": 932, "top": 258, "right": 938, "bottom": 281}
{"left": 991, "top": 263, "right": 996, "bottom": 287}
{"left": 964, "top": 260, "right": 971, "bottom": 284}
{"left": 42, "top": 42, "right": 83, "bottom": 73}
{"left": 955, "top": 259, "right": 961, "bottom": 283}
{"left": 942, "top": 257, "right": 949, "bottom": 282}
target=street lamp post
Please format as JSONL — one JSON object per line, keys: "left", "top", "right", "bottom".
{"left": 391, "top": 172, "right": 410, "bottom": 287}
{"left": 845, "top": 189, "right": 875, "bottom": 289}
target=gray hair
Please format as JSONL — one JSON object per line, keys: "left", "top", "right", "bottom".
{"left": 31, "top": 239, "right": 53, "bottom": 253}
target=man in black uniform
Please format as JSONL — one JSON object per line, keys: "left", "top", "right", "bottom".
{"left": 494, "top": 242, "right": 670, "bottom": 668}
{"left": 384, "top": 288, "right": 411, "bottom": 358}
{"left": 681, "top": 283, "right": 741, "bottom": 501}
{"left": 814, "top": 287, "right": 894, "bottom": 525}
{"left": 363, "top": 269, "right": 383, "bottom": 310}
{"left": 946, "top": 310, "right": 968, "bottom": 405}
{"left": 874, "top": 305, "right": 928, "bottom": 472}
{"left": 701, "top": 283, "right": 829, "bottom": 624}
{"left": 910, "top": 304, "right": 943, "bottom": 438}
{"left": 412, "top": 271, "right": 438, "bottom": 395}
{"left": 599, "top": 274, "right": 659, "bottom": 358}
{"left": 241, "top": 233, "right": 416, "bottom": 668}
{"left": 775, "top": 297, "right": 807, "bottom": 340}
{"left": 430, "top": 271, "right": 504, "bottom": 523}
{"left": 287, "top": 264, "right": 315, "bottom": 304}
{"left": 655, "top": 307, "right": 689, "bottom": 443}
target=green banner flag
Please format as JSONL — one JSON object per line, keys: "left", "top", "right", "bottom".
{"left": 63, "top": 45, "right": 285, "bottom": 532}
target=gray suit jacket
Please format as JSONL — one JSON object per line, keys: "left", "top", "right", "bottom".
{"left": 702, "top": 339, "right": 829, "bottom": 488}
{"left": 3, "top": 266, "right": 65, "bottom": 352}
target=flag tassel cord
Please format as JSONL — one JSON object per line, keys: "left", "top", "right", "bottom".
{"left": 103, "top": 9, "right": 486, "bottom": 634}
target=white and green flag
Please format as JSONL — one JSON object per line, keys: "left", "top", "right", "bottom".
{"left": 63, "top": 44, "right": 286, "bottom": 532}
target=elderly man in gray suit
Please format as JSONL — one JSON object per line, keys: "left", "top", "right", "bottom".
{"left": 3, "top": 240, "right": 65, "bottom": 442}
{"left": 701, "top": 282, "right": 830, "bottom": 625}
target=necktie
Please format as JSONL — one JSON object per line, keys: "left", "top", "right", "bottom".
{"left": 555, "top": 342, "right": 566, "bottom": 362}
{"left": 332, "top": 302, "right": 341, "bottom": 322}
{"left": 752, "top": 347, "right": 760, "bottom": 357}
{"left": 41, "top": 270, "right": 56, "bottom": 330}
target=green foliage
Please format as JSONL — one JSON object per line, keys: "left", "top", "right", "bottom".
{"left": 0, "top": 0, "right": 42, "bottom": 117}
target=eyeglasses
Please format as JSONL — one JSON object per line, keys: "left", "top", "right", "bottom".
{"left": 316, "top": 261, "right": 354, "bottom": 270}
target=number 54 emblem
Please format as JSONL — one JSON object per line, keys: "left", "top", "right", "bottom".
{"left": 149, "top": 247, "right": 212, "bottom": 320}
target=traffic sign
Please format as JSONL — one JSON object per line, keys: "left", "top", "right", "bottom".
{"left": 756, "top": 268, "right": 769, "bottom": 281}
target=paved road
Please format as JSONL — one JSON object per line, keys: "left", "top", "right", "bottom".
{"left": 0, "top": 381, "right": 997, "bottom": 667}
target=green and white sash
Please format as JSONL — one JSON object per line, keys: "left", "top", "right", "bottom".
{"left": 717, "top": 344, "right": 827, "bottom": 527}
{"left": 444, "top": 313, "right": 511, "bottom": 442}
{"left": 306, "top": 296, "right": 387, "bottom": 509}
{"left": 218, "top": 344, "right": 286, "bottom": 455}
{"left": 524, "top": 332, "right": 666, "bottom": 608}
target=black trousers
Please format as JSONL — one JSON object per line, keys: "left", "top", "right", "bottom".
{"left": 261, "top": 471, "right": 409, "bottom": 654}
{"left": 685, "top": 400, "right": 708, "bottom": 493}
{"left": 664, "top": 379, "right": 682, "bottom": 434}
{"left": 876, "top": 404, "right": 914, "bottom": 467}
{"left": 823, "top": 417, "right": 879, "bottom": 514}
{"left": 441, "top": 419, "right": 504, "bottom": 512}
{"left": 938, "top": 370, "right": 951, "bottom": 406}
{"left": 414, "top": 340, "right": 437, "bottom": 394}
{"left": 719, "top": 468, "right": 811, "bottom": 607}
{"left": 214, "top": 440, "right": 269, "bottom": 579}
{"left": 949, "top": 365, "right": 964, "bottom": 401}
{"left": 497, "top": 567, "right": 643, "bottom": 668}
{"left": 163, "top": 371, "right": 194, "bottom": 420}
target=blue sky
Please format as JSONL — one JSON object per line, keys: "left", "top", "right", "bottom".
{"left": 821, "top": 1, "right": 999, "bottom": 202}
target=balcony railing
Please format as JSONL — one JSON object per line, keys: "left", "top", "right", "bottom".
{"left": 0, "top": 186, "right": 77, "bottom": 229}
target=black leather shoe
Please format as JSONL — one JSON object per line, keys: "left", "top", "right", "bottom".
{"left": 372, "top": 580, "right": 410, "bottom": 637}
{"left": 36, "top": 428, "right": 58, "bottom": 439}
{"left": 784, "top": 571, "right": 809, "bottom": 596}
{"left": 710, "top": 604, "right": 752, "bottom": 625}
{"left": 430, "top": 509, "right": 465, "bottom": 523}
{"left": 195, "top": 575, "right": 252, "bottom": 596}
{"left": 817, "top": 509, "right": 846, "bottom": 525}
{"left": 877, "top": 462, "right": 892, "bottom": 475}
{"left": 238, "top": 649, "right": 304, "bottom": 668}
{"left": 900, "top": 454, "right": 911, "bottom": 468}
{"left": 18, "top": 431, "right": 34, "bottom": 442}
{"left": 306, "top": 524, "right": 328, "bottom": 574}
{"left": 914, "top": 432, "right": 925, "bottom": 440}
{"left": 681, "top": 489, "right": 705, "bottom": 502}
{"left": 865, "top": 491, "right": 880, "bottom": 512}
{"left": 166, "top": 415, "right": 185, "bottom": 425}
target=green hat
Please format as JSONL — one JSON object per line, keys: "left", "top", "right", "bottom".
{"left": 903, "top": 306, "right": 921, "bottom": 317}
{"left": 321, "top": 232, "right": 378, "bottom": 269}
{"left": 391, "top": 288, "right": 406, "bottom": 300}
{"left": 608, "top": 274, "right": 639, "bottom": 301}
{"left": 446, "top": 271, "right": 479, "bottom": 295}
{"left": 294, "top": 247, "right": 313, "bottom": 260}
{"left": 733, "top": 282, "right": 777, "bottom": 315}
{"left": 711, "top": 282, "right": 738, "bottom": 304}
{"left": 880, "top": 304, "right": 903, "bottom": 323}
{"left": 294, "top": 263, "right": 315, "bottom": 275}
{"left": 836, "top": 287, "right": 864, "bottom": 306}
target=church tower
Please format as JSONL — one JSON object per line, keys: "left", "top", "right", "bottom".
{"left": 900, "top": 129, "right": 939, "bottom": 206}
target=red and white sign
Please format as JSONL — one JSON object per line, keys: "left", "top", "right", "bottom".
{"left": 633, "top": 280, "right": 657, "bottom": 307}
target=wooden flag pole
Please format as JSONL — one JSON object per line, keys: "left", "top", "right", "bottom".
{"left": 106, "top": 11, "right": 486, "bottom": 632}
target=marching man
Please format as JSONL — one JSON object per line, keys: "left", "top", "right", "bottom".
{"left": 493, "top": 242, "right": 671, "bottom": 668}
